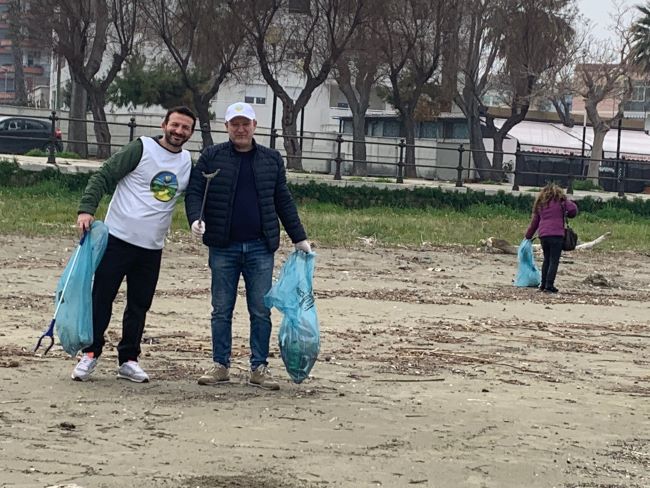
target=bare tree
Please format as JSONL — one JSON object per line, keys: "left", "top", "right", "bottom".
{"left": 575, "top": 5, "right": 635, "bottom": 180}
{"left": 145, "top": 0, "right": 247, "bottom": 147}
{"left": 454, "top": 0, "right": 504, "bottom": 179}
{"left": 484, "top": 0, "right": 576, "bottom": 173}
{"left": 332, "top": 6, "right": 383, "bottom": 176}
{"left": 456, "top": 0, "right": 576, "bottom": 180}
{"left": 541, "top": 24, "right": 589, "bottom": 128}
{"left": 376, "top": 0, "right": 452, "bottom": 179}
{"left": 7, "top": 0, "right": 27, "bottom": 105}
{"left": 576, "top": 57, "right": 633, "bottom": 179}
{"left": 28, "top": 0, "right": 138, "bottom": 158}
{"left": 230, "top": 0, "right": 365, "bottom": 170}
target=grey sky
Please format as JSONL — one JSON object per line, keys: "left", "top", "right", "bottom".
{"left": 576, "top": 0, "right": 636, "bottom": 40}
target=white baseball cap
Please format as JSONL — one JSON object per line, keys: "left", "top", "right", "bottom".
{"left": 225, "top": 102, "right": 256, "bottom": 122}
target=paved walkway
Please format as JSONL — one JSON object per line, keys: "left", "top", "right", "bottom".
{"left": 8, "top": 153, "right": 650, "bottom": 203}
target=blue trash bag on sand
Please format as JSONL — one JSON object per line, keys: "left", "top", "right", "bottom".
{"left": 55, "top": 221, "right": 108, "bottom": 356}
{"left": 264, "top": 251, "right": 320, "bottom": 384}
{"left": 514, "top": 238, "right": 541, "bottom": 288}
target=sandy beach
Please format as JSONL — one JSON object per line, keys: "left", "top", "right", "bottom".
{"left": 1, "top": 233, "right": 648, "bottom": 488}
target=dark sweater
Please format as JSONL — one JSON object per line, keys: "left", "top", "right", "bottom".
{"left": 229, "top": 148, "right": 262, "bottom": 242}
{"left": 185, "top": 139, "right": 307, "bottom": 252}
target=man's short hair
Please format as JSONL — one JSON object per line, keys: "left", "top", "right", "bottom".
{"left": 164, "top": 106, "right": 197, "bottom": 130}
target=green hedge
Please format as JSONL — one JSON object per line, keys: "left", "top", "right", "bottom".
{"left": 289, "top": 180, "right": 650, "bottom": 217}
{"left": 3, "top": 159, "right": 650, "bottom": 217}
{"left": 0, "top": 160, "right": 91, "bottom": 192}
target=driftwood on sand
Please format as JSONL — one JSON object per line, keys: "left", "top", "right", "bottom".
{"left": 481, "top": 232, "right": 612, "bottom": 255}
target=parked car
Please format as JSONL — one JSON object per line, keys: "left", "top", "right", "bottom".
{"left": 0, "top": 116, "right": 63, "bottom": 154}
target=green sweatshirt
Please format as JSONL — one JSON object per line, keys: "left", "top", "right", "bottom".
{"left": 78, "top": 139, "right": 143, "bottom": 215}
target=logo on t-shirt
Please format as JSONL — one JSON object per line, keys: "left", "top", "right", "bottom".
{"left": 150, "top": 171, "right": 178, "bottom": 202}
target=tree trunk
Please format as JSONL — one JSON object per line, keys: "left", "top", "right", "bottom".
{"left": 492, "top": 132, "right": 505, "bottom": 180}
{"left": 193, "top": 93, "right": 214, "bottom": 149}
{"left": 403, "top": 116, "right": 417, "bottom": 179}
{"left": 351, "top": 111, "right": 367, "bottom": 176}
{"left": 88, "top": 89, "right": 111, "bottom": 159}
{"left": 588, "top": 126, "right": 607, "bottom": 180}
{"left": 67, "top": 78, "right": 88, "bottom": 158}
{"left": 11, "top": 44, "right": 27, "bottom": 105}
{"left": 281, "top": 101, "right": 303, "bottom": 171}
{"left": 7, "top": 0, "right": 26, "bottom": 105}
{"left": 467, "top": 113, "right": 495, "bottom": 181}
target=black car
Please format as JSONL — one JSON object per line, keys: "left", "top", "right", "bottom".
{"left": 0, "top": 116, "right": 64, "bottom": 154}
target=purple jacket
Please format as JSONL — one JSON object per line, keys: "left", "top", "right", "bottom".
{"left": 525, "top": 199, "right": 578, "bottom": 239}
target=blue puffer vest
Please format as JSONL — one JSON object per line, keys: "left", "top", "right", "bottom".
{"left": 185, "top": 139, "right": 307, "bottom": 252}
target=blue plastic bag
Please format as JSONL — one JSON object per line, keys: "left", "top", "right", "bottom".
{"left": 55, "top": 221, "right": 108, "bottom": 356}
{"left": 264, "top": 251, "right": 320, "bottom": 384}
{"left": 514, "top": 238, "right": 541, "bottom": 288}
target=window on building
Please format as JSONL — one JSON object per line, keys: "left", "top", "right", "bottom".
{"left": 245, "top": 95, "right": 267, "bottom": 105}
{"left": 288, "top": 0, "right": 310, "bottom": 14}
{"left": 418, "top": 121, "right": 437, "bottom": 139}
{"left": 442, "top": 120, "right": 468, "bottom": 139}
{"left": 368, "top": 120, "right": 382, "bottom": 136}
{"left": 244, "top": 85, "right": 267, "bottom": 105}
{"left": 383, "top": 120, "right": 400, "bottom": 137}
{"left": 631, "top": 84, "right": 648, "bottom": 102}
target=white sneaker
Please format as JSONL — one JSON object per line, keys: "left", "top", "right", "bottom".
{"left": 71, "top": 354, "right": 97, "bottom": 381}
{"left": 117, "top": 361, "right": 150, "bottom": 383}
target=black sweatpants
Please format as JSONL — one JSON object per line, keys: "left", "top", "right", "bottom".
{"left": 540, "top": 236, "right": 564, "bottom": 289}
{"left": 83, "top": 234, "right": 162, "bottom": 364}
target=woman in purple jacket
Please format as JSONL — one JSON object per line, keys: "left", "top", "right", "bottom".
{"left": 525, "top": 183, "right": 578, "bottom": 293}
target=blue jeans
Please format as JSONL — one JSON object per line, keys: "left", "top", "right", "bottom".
{"left": 208, "top": 240, "right": 274, "bottom": 369}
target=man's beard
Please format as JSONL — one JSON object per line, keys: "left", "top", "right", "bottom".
{"left": 164, "top": 130, "right": 189, "bottom": 148}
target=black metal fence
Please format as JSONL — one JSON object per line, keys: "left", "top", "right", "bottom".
{"left": 3, "top": 109, "right": 650, "bottom": 197}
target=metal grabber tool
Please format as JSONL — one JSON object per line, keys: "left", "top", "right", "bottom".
{"left": 199, "top": 169, "right": 220, "bottom": 223}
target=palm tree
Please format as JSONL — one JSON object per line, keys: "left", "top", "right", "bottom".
{"left": 631, "top": 3, "right": 650, "bottom": 71}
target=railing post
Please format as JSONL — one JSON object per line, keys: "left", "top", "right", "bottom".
{"left": 47, "top": 110, "right": 58, "bottom": 164}
{"left": 334, "top": 133, "right": 343, "bottom": 180}
{"left": 617, "top": 158, "right": 626, "bottom": 197}
{"left": 128, "top": 116, "right": 137, "bottom": 142}
{"left": 455, "top": 144, "right": 465, "bottom": 187}
{"left": 270, "top": 128, "right": 278, "bottom": 149}
{"left": 396, "top": 138, "right": 405, "bottom": 184}
{"left": 511, "top": 146, "right": 520, "bottom": 191}
{"left": 567, "top": 154, "right": 574, "bottom": 195}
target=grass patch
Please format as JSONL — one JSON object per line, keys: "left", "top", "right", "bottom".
{"left": 572, "top": 179, "right": 603, "bottom": 192}
{"left": 1, "top": 178, "right": 648, "bottom": 251}
{"left": 298, "top": 202, "right": 648, "bottom": 250}
{"left": 24, "top": 149, "right": 83, "bottom": 159}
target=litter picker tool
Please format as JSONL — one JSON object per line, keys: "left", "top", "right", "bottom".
{"left": 34, "top": 232, "right": 87, "bottom": 355}
{"left": 199, "top": 169, "right": 220, "bottom": 223}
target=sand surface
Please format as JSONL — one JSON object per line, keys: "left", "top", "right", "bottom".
{"left": 1, "top": 234, "right": 648, "bottom": 488}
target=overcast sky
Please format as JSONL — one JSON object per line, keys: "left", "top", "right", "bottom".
{"left": 576, "top": 0, "right": 636, "bottom": 41}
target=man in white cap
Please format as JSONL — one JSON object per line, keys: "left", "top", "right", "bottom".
{"left": 185, "top": 102, "right": 311, "bottom": 390}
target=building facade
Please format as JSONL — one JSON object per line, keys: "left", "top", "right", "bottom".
{"left": 0, "top": 0, "right": 51, "bottom": 106}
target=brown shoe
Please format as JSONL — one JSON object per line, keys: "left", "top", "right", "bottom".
{"left": 198, "top": 363, "right": 230, "bottom": 385}
{"left": 248, "top": 365, "right": 280, "bottom": 390}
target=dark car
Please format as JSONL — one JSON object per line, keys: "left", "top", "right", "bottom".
{"left": 0, "top": 116, "right": 63, "bottom": 154}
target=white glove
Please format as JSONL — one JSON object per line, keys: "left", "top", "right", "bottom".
{"left": 294, "top": 240, "right": 311, "bottom": 253}
{"left": 191, "top": 220, "right": 205, "bottom": 238}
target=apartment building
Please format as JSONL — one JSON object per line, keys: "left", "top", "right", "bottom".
{"left": 0, "top": 0, "right": 51, "bottom": 106}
